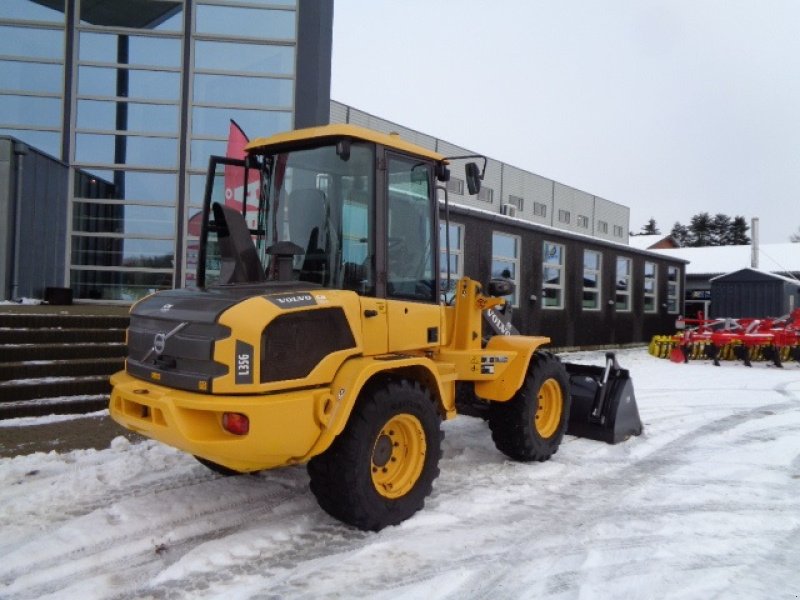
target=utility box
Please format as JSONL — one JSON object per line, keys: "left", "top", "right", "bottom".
{"left": 0, "top": 137, "right": 69, "bottom": 301}
{"left": 710, "top": 267, "right": 800, "bottom": 318}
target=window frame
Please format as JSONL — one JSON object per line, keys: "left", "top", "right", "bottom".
{"left": 582, "top": 249, "right": 602, "bottom": 311}
{"left": 491, "top": 231, "right": 520, "bottom": 308}
{"left": 542, "top": 241, "right": 565, "bottom": 310}
{"left": 667, "top": 265, "right": 681, "bottom": 314}
{"left": 440, "top": 221, "right": 464, "bottom": 300}
{"left": 644, "top": 261, "right": 658, "bottom": 313}
{"left": 615, "top": 256, "right": 632, "bottom": 312}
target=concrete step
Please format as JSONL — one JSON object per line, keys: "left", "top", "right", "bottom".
{"left": 0, "top": 375, "right": 111, "bottom": 403}
{"left": 0, "top": 394, "right": 109, "bottom": 419}
{"left": 0, "top": 343, "right": 127, "bottom": 362}
{"left": 0, "top": 357, "right": 124, "bottom": 382}
{"left": 0, "top": 327, "right": 125, "bottom": 345}
{"left": 0, "top": 312, "right": 129, "bottom": 330}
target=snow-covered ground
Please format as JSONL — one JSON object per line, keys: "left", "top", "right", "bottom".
{"left": 1, "top": 348, "right": 799, "bottom": 600}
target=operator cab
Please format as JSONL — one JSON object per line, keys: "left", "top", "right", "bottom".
{"left": 194, "top": 124, "right": 485, "bottom": 304}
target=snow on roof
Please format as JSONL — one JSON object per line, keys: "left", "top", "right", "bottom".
{"left": 651, "top": 243, "right": 800, "bottom": 276}
{"left": 708, "top": 266, "right": 800, "bottom": 284}
{"left": 628, "top": 234, "right": 672, "bottom": 250}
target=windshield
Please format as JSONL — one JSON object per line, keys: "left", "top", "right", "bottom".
{"left": 200, "top": 142, "right": 375, "bottom": 294}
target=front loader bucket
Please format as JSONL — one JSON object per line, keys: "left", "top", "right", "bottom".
{"left": 564, "top": 353, "right": 643, "bottom": 444}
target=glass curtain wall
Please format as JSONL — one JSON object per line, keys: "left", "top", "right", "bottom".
{"left": 67, "top": 0, "right": 298, "bottom": 300}
{"left": 184, "top": 0, "right": 296, "bottom": 286}
{"left": 70, "top": 0, "right": 183, "bottom": 300}
{"left": 0, "top": 1, "right": 66, "bottom": 157}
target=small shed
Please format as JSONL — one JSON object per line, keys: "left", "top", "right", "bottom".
{"left": 710, "top": 268, "right": 800, "bottom": 318}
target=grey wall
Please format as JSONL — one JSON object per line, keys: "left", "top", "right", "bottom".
{"left": 0, "top": 140, "right": 15, "bottom": 300}
{"left": 294, "top": 0, "right": 334, "bottom": 129}
{"left": 0, "top": 137, "right": 68, "bottom": 301}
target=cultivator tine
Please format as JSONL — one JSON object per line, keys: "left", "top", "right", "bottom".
{"left": 733, "top": 345, "right": 752, "bottom": 367}
{"left": 791, "top": 346, "right": 800, "bottom": 364}
{"left": 705, "top": 343, "right": 721, "bottom": 367}
{"left": 762, "top": 345, "right": 783, "bottom": 368}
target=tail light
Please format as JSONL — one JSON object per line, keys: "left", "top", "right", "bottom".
{"left": 222, "top": 412, "right": 249, "bottom": 435}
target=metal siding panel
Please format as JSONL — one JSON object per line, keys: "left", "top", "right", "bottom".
{"left": 0, "top": 139, "right": 14, "bottom": 300}
{"left": 329, "top": 100, "right": 348, "bottom": 124}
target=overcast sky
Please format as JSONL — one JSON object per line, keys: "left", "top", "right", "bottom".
{"left": 331, "top": 1, "right": 800, "bottom": 243}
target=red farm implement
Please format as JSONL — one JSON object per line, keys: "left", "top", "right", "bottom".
{"left": 649, "top": 309, "right": 800, "bottom": 367}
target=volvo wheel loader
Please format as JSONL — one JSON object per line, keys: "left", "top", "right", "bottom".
{"left": 110, "top": 124, "right": 642, "bottom": 531}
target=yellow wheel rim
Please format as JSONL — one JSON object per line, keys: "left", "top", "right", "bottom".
{"left": 371, "top": 413, "right": 426, "bottom": 499}
{"left": 534, "top": 378, "right": 563, "bottom": 438}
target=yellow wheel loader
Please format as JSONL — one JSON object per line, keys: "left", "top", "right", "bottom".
{"left": 110, "top": 124, "right": 641, "bottom": 531}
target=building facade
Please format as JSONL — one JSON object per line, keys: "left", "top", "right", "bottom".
{"left": 331, "top": 101, "right": 631, "bottom": 246}
{"left": 0, "top": 0, "right": 332, "bottom": 301}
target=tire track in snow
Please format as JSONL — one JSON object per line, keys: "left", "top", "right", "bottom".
{"left": 107, "top": 395, "right": 800, "bottom": 599}
{"left": 0, "top": 473, "right": 309, "bottom": 600}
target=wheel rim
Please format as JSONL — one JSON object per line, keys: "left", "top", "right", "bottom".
{"left": 371, "top": 413, "right": 427, "bottom": 499}
{"left": 534, "top": 378, "right": 563, "bottom": 438}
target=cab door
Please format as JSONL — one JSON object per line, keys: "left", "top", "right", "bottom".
{"left": 382, "top": 152, "right": 442, "bottom": 352}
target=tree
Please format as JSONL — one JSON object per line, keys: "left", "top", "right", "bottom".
{"left": 711, "top": 213, "right": 732, "bottom": 246}
{"left": 688, "top": 212, "right": 713, "bottom": 247}
{"left": 730, "top": 216, "right": 751, "bottom": 245}
{"left": 640, "top": 218, "right": 660, "bottom": 235}
{"left": 670, "top": 212, "right": 750, "bottom": 247}
{"left": 791, "top": 227, "right": 800, "bottom": 243}
{"left": 670, "top": 222, "right": 689, "bottom": 247}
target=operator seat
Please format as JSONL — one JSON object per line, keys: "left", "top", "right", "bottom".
{"left": 213, "top": 203, "right": 266, "bottom": 284}
{"left": 287, "top": 188, "right": 329, "bottom": 284}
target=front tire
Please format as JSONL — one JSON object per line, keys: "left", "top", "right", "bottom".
{"left": 488, "top": 352, "right": 570, "bottom": 462}
{"left": 307, "top": 379, "right": 442, "bottom": 531}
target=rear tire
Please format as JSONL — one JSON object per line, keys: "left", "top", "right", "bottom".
{"left": 307, "top": 379, "right": 442, "bottom": 531}
{"left": 488, "top": 352, "right": 570, "bottom": 462}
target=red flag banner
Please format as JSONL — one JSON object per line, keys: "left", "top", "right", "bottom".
{"left": 224, "top": 120, "right": 260, "bottom": 226}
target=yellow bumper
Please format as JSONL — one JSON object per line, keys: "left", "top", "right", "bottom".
{"left": 109, "top": 371, "right": 332, "bottom": 472}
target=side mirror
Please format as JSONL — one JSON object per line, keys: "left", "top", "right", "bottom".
{"left": 436, "top": 163, "right": 450, "bottom": 182}
{"left": 465, "top": 162, "right": 482, "bottom": 195}
{"left": 487, "top": 278, "right": 515, "bottom": 297}
{"left": 336, "top": 139, "right": 351, "bottom": 161}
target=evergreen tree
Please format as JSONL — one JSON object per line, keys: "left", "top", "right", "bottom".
{"left": 689, "top": 212, "right": 713, "bottom": 247}
{"left": 641, "top": 218, "right": 660, "bottom": 235}
{"left": 730, "top": 216, "right": 751, "bottom": 245}
{"left": 790, "top": 226, "right": 800, "bottom": 243}
{"left": 670, "top": 222, "right": 689, "bottom": 247}
{"left": 711, "top": 213, "right": 732, "bottom": 246}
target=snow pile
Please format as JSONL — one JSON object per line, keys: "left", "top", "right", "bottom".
{"left": 0, "top": 348, "right": 798, "bottom": 599}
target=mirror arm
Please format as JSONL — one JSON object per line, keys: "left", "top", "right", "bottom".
{"left": 441, "top": 154, "right": 487, "bottom": 180}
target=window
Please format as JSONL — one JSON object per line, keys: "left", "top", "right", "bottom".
{"left": 446, "top": 177, "right": 464, "bottom": 195}
{"left": 615, "top": 257, "right": 632, "bottom": 311}
{"left": 440, "top": 222, "right": 464, "bottom": 300}
{"left": 667, "top": 266, "right": 680, "bottom": 313}
{"left": 533, "top": 202, "right": 547, "bottom": 218}
{"left": 508, "top": 195, "right": 524, "bottom": 211}
{"left": 492, "top": 232, "right": 520, "bottom": 307}
{"left": 583, "top": 250, "right": 601, "bottom": 310}
{"left": 644, "top": 262, "right": 658, "bottom": 313}
{"left": 613, "top": 225, "right": 624, "bottom": 237}
{"left": 558, "top": 209, "right": 570, "bottom": 224}
{"left": 478, "top": 186, "right": 494, "bottom": 203}
{"left": 577, "top": 215, "right": 589, "bottom": 228}
{"left": 598, "top": 220, "right": 608, "bottom": 234}
{"left": 542, "top": 242, "right": 565, "bottom": 309}
{"left": 387, "top": 155, "right": 435, "bottom": 301}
